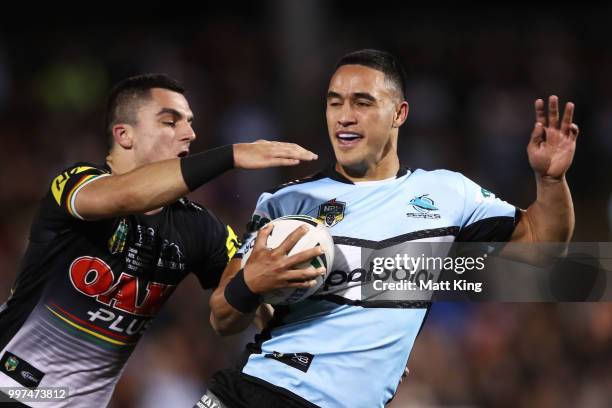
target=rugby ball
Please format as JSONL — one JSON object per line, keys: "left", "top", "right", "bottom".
{"left": 241, "top": 215, "right": 335, "bottom": 305}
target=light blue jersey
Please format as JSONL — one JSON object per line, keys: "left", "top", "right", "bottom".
{"left": 236, "top": 166, "right": 517, "bottom": 408}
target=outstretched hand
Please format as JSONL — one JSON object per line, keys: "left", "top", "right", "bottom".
{"left": 527, "top": 95, "right": 579, "bottom": 180}
{"left": 234, "top": 140, "right": 318, "bottom": 169}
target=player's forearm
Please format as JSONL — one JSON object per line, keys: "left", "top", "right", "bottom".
{"left": 520, "top": 175, "right": 575, "bottom": 242}
{"left": 76, "top": 146, "right": 234, "bottom": 219}
{"left": 209, "top": 289, "right": 257, "bottom": 336}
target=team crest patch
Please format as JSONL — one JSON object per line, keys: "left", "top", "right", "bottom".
{"left": 108, "top": 218, "right": 129, "bottom": 255}
{"left": 318, "top": 199, "right": 346, "bottom": 227}
{"left": 4, "top": 356, "right": 18, "bottom": 372}
{"left": 407, "top": 194, "right": 441, "bottom": 219}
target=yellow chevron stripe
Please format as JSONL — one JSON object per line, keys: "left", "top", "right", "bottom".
{"left": 46, "top": 306, "right": 131, "bottom": 346}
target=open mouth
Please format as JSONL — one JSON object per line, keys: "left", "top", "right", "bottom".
{"left": 177, "top": 151, "right": 189, "bottom": 158}
{"left": 336, "top": 132, "right": 363, "bottom": 147}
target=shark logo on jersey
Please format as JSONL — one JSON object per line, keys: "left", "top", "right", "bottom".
{"left": 407, "top": 194, "right": 441, "bottom": 219}
{"left": 318, "top": 199, "right": 346, "bottom": 227}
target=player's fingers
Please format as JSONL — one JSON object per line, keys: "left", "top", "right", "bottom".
{"left": 286, "top": 246, "right": 325, "bottom": 268}
{"left": 561, "top": 102, "right": 574, "bottom": 135}
{"left": 530, "top": 122, "right": 545, "bottom": 145}
{"left": 548, "top": 95, "right": 559, "bottom": 128}
{"left": 267, "top": 158, "right": 301, "bottom": 167}
{"left": 254, "top": 223, "right": 273, "bottom": 250}
{"left": 570, "top": 123, "right": 579, "bottom": 139}
{"left": 285, "top": 279, "right": 319, "bottom": 289}
{"left": 284, "top": 267, "right": 326, "bottom": 283}
{"left": 534, "top": 98, "right": 546, "bottom": 125}
{"left": 272, "top": 142, "right": 318, "bottom": 161}
{"left": 276, "top": 225, "right": 309, "bottom": 254}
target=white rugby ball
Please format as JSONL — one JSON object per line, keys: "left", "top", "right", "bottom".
{"left": 241, "top": 215, "right": 335, "bottom": 305}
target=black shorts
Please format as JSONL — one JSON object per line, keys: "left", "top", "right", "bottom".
{"left": 0, "top": 391, "right": 30, "bottom": 407}
{"left": 198, "top": 368, "right": 319, "bottom": 408}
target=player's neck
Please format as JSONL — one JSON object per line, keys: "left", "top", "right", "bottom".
{"left": 335, "top": 156, "right": 400, "bottom": 182}
{"left": 105, "top": 149, "right": 137, "bottom": 176}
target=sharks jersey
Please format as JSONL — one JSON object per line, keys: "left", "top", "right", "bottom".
{"left": 232, "top": 166, "right": 517, "bottom": 408}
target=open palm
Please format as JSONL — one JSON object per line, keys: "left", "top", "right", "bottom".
{"left": 527, "top": 95, "right": 579, "bottom": 180}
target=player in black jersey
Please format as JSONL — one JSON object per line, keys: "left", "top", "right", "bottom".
{"left": 0, "top": 74, "right": 318, "bottom": 407}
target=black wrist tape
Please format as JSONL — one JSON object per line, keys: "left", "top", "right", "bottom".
{"left": 180, "top": 145, "right": 234, "bottom": 191}
{"left": 224, "top": 269, "right": 262, "bottom": 314}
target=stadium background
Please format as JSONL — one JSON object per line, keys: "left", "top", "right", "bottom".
{"left": 1, "top": 2, "right": 611, "bottom": 407}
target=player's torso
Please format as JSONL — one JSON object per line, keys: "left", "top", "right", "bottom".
{"left": 243, "top": 169, "right": 464, "bottom": 408}
{"left": 0, "top": 202, "right": 194, "bottom": 407}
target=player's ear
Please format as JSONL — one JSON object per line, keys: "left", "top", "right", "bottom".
{"left": 112, "top": 124, "right": 134, "bottom": 149}
{"left": 392, "top": 101, "right": 409, "bottom": 128}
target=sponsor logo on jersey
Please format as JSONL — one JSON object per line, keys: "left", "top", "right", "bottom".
{"left": 407, "top": 194, "right": 441, "bottom": 219}
{"left": 21, "top": 371, "right": 39, "bottom": 382}
{"left": 264, "top": 351, "right": 314, "bottom": 373}
{"left": 1, "top": 352, "right": 44, "bottom": 387}
{"left": 69, "top": 256, "right": 174, "bottom": 316}
{"left": 321, "top": 266, "right": 434, "bottom": 292}
{"left": 50, "top": 166, "right": 96, "bottom": 205}
{"left": 318, "top": 199, "right": 346, "bottom": 227}
{"left": 4, "top": 356, "right": 18, "bottom": 372}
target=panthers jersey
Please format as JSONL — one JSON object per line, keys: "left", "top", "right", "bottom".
{"left": 235, "top": 166, "right": 517, "bottom": 408}
{"left": 0, "top": 163, "right": 238, "bottom": 407}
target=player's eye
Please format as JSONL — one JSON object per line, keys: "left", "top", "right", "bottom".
{"left": 162, "top": 121, "right": 176, "bottom": 127}
{"left": 356, "top": 100, "right": 371, "bottom": 107}
{"left": 328, "top": 101, "right": 342, "bottom": 107}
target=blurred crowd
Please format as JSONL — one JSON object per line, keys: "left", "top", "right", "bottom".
{"left": 0, "top": 2, "right": 611, "bottom": 407}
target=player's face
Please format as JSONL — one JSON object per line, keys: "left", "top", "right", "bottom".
{"left": 326, "top": 65, "right": 406, "bottom": 174}
{"left": 131, "top": 88, "right": 196, "bottom": 166}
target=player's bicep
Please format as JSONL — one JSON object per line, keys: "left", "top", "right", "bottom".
{"left": 509, "top": 209, "right": 530, "bottom": 242}
{"left": 72, "top": 174, "right": 130, "bottom": 220}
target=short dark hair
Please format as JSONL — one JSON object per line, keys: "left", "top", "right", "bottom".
{"left": 335, "top": 49, "right": 407, "bottom": 100}
{"left": 105, "top": 73, "right": 185, "bottom": 147}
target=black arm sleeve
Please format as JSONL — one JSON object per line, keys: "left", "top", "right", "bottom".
{"left": 180, "top": 145, "right": 234, "bottom": 191}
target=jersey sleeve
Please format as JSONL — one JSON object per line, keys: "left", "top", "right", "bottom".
{"left": 190, "top": 209, "right": 240, "bottom": 289}
{"left": 47, "top": 163, "right": 110, "bottom": 220}
{"left": 456, "top": 174, "right": 519, "bottom": 242}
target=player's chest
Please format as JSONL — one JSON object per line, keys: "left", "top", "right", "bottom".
{"left": 309, "top": 186, "right": 461, "bottom": 240}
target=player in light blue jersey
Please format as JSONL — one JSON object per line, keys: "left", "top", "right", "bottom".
{"left": 195, "top": 50, "right": 579, "bottom": 408}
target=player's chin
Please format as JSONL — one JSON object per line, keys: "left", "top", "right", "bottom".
{"left": 334, "top": 153, "right": 366, "bottom": 170}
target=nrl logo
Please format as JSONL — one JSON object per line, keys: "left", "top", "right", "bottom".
{"left": 318, "top": 199, "right": 346, "bottom": 227}
{"left": 4, "top": 356, "right": 18, "bottom": 372}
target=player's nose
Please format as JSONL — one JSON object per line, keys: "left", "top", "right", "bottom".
{"left": 338, "top": 104, "right": 357, "bottom": 126}
{"left": 180, "top": 124, "right": 196, "bottom": 142}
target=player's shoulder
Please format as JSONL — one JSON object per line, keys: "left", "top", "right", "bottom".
{"left": 410, "top": 168, "right": 467, "bottom": 185}
{"left": 54, "top": 161, "right": 109, "bottom": 176}
{"left": 263, "top": 170, "right": 329, "bottom": 196}
{"left": 174, "top": 197, "right": 212, "bottom": 215}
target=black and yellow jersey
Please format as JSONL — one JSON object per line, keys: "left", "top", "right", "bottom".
{"left": 0, "top": 162, "right": 239, "bottom": 407}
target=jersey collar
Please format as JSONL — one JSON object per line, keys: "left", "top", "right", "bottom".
{"left": 322, "top": 164, "right": 410, "bottom": 184}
